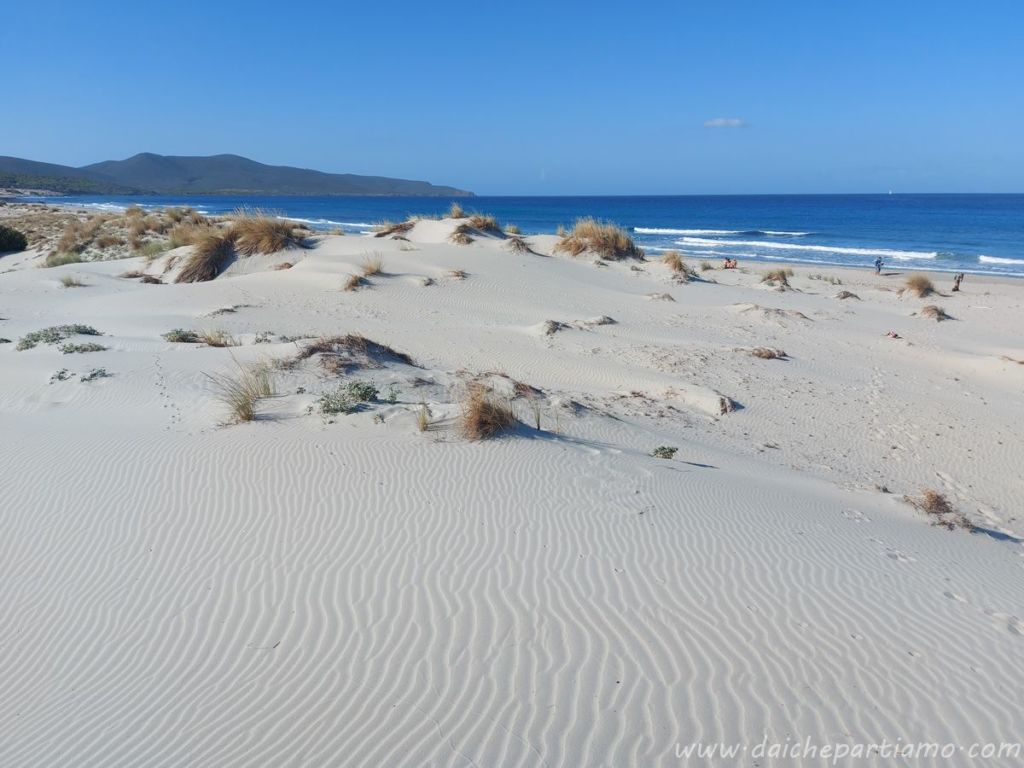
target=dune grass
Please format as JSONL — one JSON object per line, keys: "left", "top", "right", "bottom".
{"left": 920, "top": 304, "right": 951, "bottom": 321}
{"left": 207, "top": 362, "right": 275, "bottom": 423}
{"left": 198, "top": 329, "right": 237, "bottom": 347}
{"left": 175, "top": 229, "right": 234, "bottom": 283}
{"left": 905, "top": 274, "right": 935, "bottom": 297}
{"left": 17, "top": 324, "right": 102, "bottom": 350}
{"left": 230, "top": 210, "right": 306, "bottom": 255}
{"left": 467, "top": 213, "right": 500, "bottom": 233}
{"left": 343, "top": 273, "right": 367, "bottom": 292}
{"left": 59, "top": 275, "right": 87, "bottom": 288}
{"left": 750, "top": 347, "right": 787, "bottom": 359}
{"left": 504, "top": 223, "right": 521, "bottom": 235}
{"left": 761, "top": 268, "right": 794, "bottom": 286}
{"left": 360, "top": 252, "right": 384, "bottom": 276}
{"left": 374, "top": 220, "right": 415, "bottom": 238}
{"left": 553, "top": 218, "right": 644, "bottom": 260}
{"left": 60, "top": 342, "right": 107, "bottom": 354}
{"left": 459, "top": 384, "right": 516, "bottom": 440}
{"left": 447, "top": 202, "right": 465, "bottom": 219}
{"left": 449, "top": 223, "right": 475, "bottom": 245}
{"left": 162, "top": 329, "right": 202, "bottom": 343}
{"left": 506, "top": 235, "right": 531, "bottom": 253}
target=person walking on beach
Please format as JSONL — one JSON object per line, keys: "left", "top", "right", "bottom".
{"left": 874, "top": 257, "right": 883, "bottom": 275}
{"left": 952, "top": 272, "right": 965, "bottom": 291}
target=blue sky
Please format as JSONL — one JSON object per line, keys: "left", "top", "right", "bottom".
{"left": 3, "top": 0, "right": 1022, "bottom": 194}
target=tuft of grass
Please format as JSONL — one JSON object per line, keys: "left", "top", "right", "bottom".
{"left": 504, "top": 223, "right": 521, "bottom": 235}
{"left": 45, "top": 251, "right": 84, "bottom": 268}
{"left": 651, "top": 446, "right": 678, "bottom": 459}
{"left": 17, "top": 324, "right": 102, "bottom": 350}
{"left": 459, "top": 384, "right": 516, "bottom": 440}
{"left": 176, "top": 229, "right": 234, "bottom": 283}
{"left": 60, "top": 342, "right": 107, "bottom": 354}
{"left": 207, "top": 362, "right": 275, "bottom": 423}
{"left": 343, "top": 273, "right": 367, "bottom": 292}
{"left": 59, "top": 275, "right": 87, "bottom": 288}
{"left": 661, "top": 250, "right": 684, "bottom": 272}
{"left": 506, "top": 235, "right": 530, "bottom": 253}
{"left": 449, "top": 223, "right": 474, "bottom": 245}
{"left": 317, "top": 380, "right": 378, "bottom": 415}
{"left": 447, "top": 202, "right": 465, "bottom": 219}
{"left": 905, "top": 274, "right": 935, "bottom": 298}
{"left": 905, "top": 489, "right": 973, "bottom": 530}
{"left": 750, "top": 347, "right": 787, "bottom": 359}
{"left": 162, "top": 329, "right": 202, "bottom": 343}
{"left": 761, "top": 268, "right": 794, "bottom": 286}
{"left": 553, "top": 218, "right": 644, "bottom": 261}
{"left": 198, "top": 329, "right": 237, "bottom": 347}
{"left": 374, "top": 220, "right": 414, "bottom": 238}
{"left": 919, "top": 305, "right": 951, "bottom": 321}
{"left": 835, "top": 290, "right": 860, "bottom": 300}
{"left": 271, "top": 262, "right": 293, "bottom": 271}
{"left": 446, "top": 269, "right": 467, "bottom": 280}
{"left": 467, "top": 213, "right": 500, "bottom": 233}
{"left": 360, "top": 252, "right": 384, "bottom": 276}
{"left": 700, "top": 260, "right": 714, "bottom": 271}
{"left": 416, "top": 402, "right": 430, "bottom": 431}
{"left": 134, "top": 240, "right": 167, "bottom": 258}
{"left": 229, "top": 210, "right": 306, "bottom": 255}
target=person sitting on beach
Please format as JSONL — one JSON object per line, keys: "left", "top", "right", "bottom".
{"left": 723, "top": 258, "right": 738, "bottom": 269}
{"left": 952, "top": 272, "right": 965, "bottom": 292}
{"left": 874, "top": 257, "right": 883, "bottom": 274}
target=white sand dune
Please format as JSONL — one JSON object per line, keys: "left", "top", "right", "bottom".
{"left": 1, "top": 219, "right": 1022, "bottom": 766}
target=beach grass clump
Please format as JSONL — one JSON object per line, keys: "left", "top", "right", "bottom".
{"left": 905, "top": 489, "right": 973, "bottom": 531}
{"left": 835, "top": 290, "right": 860, "bottom": 300}
{"left": 133, "top": 240, "right": 167, "bottom": 258}
{"left": 374, "top": 220, "right": 415, "bottom": 238}
{"left": 17, "top": 324, "right": 102, "bottom": 350}
{"left": 229, "top": 210, "right": 306, "bottom": 255}
{"left": 198, "top": 329, "right": 237, "bottom": 347}
{"left": 0, "top": 224, "right": 28, "bottom": 253}
{"left": 661, "top": 250, "right": 697, "bottom": 280}
{"left": 920, "top": 304, "right": 951, "bottom": 321}
{"left": 162, "top": 329, "right": 202, "bottom": 343}
{"left": 553, "top": 218, "right": 644, "bottom": 261}
{"left": 750, "top": 347, "right": 787, "bottom": 359}
{"left": 761, "top": 268, "right": 794, "bottom": 286}
{"left": 416, "top": 402, "right": 431, "bottom": 431}
{"left": 504, "top": 223, "right": 521, "bottom": 235}
{"left": 59, "top": 342, "right": 107, "bottom": 354}
{"left": 449, "top": 223, "right": 475, "bottom": 245}
{"left": 59, "top": 275, "right": 87, "bottom": 288}
{"left": 651, "top": 446, "right": 678, "bottom": 459}
{"left": 207, "top": 362, "right": 275, "bottom": 423}
{"left": 176, "top": 229, "right": 234, "bottom": 283}
{"left": 459, "top": 384, "right": 516, "bottom": 440}
{"left": 317, "top": 380, "right": 379, "bottom": 415}
{"left": 904, "top": 274, "right": 935, "bottom": 298}
{"left": 297, "top": 333, "right": 412, "bottom": 374}
{"left": 467, "top": 213, "right": 500, "bottom": 233}
{"left": 360, "top": 252, "right": 384, "bottom": 276}
{"left": 699, "top": 260, "right": 714, "bottom": 271}
{"left": 506, "top": 235, "right": 531, "bottom": 253}
{"left": 343, "top": 273, "right": 367, "bottom": 292}
{"left": 447, "top": 202, "right": 465, "bottom": 219}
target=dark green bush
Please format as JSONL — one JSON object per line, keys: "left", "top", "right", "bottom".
{"left": 0, "top": 224, "right": 28, "bottom": 253}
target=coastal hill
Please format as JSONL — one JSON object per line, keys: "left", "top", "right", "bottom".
{"left": 0, "top": 153, "right": 472, "bottom": 197}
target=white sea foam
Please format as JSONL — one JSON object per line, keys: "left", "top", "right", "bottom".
{"left": 635, "top": 227, "right": 810, "bottom": 236}
{"left": 978, "top": 255, "right": 1024, "bottom": 266}
{"left": 675, "top": 236, "right": 937, "bottom": 260}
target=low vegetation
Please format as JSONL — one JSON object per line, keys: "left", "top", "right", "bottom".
{"left": 449, "top": 223, "right": 475, "bottom": 245}
{"left": 553, "top": 218, "right": 644, "bottom": 260}
{"left": 60, "top": 342, "right": 107, "bottom": 354}
{"left": 447, "top": 202, "right": 465, "bottom": 219}
{"left": 17, "top": 324, "right": 102, "bottom": 350}
{"left": 651, "top": 446, "right": 678, "bottom": 459}
{"left": 506, "top": 235, "right": 531, "bottom": 253}
{"left": 504, "top": 223, "right": 521, "bottom": 235}
{"left": 761, "top": 268, "right": 794, "bottom": 286}
{"left": 700, "top": 260, "right": 714, "bottom": 271}
{"left": 0, "top": 224, "right": 28, "bottom": 253}
{"left": 920, "top": 304, "right": 951, "bottom": 321}
{"left": 835, "top": 290, "right": 860, "bottom": 300}
{"left": 208, "top": 362, "right": 276, "bottom": 423}
{"left": 459, "top": 384, "right": 516, "bottom": 440}
{"left": 905, "top": 489, "right": 973, "bottom": 530}
{"left": 661, "top": 250, "right": 697, "bottom": 281}
{"left": 198, "top": 329, "right": 237, "bottom": 347}
{"left": 162, "top": 329, "right": 202, "bottom": 343}
{"left": 750, "top": 347, "right": 787, "bottom": 359}
{"left": 295, "top": 333, "right": 413, "bottom": 374}
{"left": 374, "top": 220, "right": 414, "bottom": 238}
{"left": 467, "top": 213, "right": 500, "bottom": 233}
{"left": 904, "top": 274, "right": 935, "bottom": 298}
{"left": 59, "top": 275, "right": 87, "bottom": 288}
{"left": 175, "top": 229, "right": 234, "bottom": 283}
{"left": 360, "top": 252, "right": 384, "bottom": 276}
{"left": 230, "top": 210, "right": 306, "bottom": 255}
{"left": 316, "top": 380, "right": 379, "bottom": 415}
{"left": 343, "top": 273, "right": 367, "bottom": 291}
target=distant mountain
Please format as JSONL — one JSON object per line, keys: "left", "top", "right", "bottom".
{"left": 0, "top": 153, "right": 472, "bottom": 197}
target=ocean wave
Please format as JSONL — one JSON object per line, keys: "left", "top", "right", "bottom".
{"left": 978, "top": 255, "right": 1024, "bottom": 266}
{"left": 635, "top": 227, "right": 810, "bottom": 237}
{"left": 675, "top": 236, "right": 937, "bottom": 260}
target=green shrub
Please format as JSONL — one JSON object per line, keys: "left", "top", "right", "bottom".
{"left": 651, "top": 446, "right": 678, "bottom": 459}
{"left": 60, "top": 342, "right": 108, "bottom": 354}
{"left": 162, "top": 329, "right": 202, "bottom": 343}
{"left": 317, "top": 380, "right": 379, "bottom": 414}
{"left": 0, "top": 224, "right": 28, "bottom": 253}
{"left": 17, "top": 324, "right": 102, "bottom": 350}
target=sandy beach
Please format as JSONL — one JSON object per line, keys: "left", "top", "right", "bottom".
{"left": 1, "top": 207, "right": 1022, "bottom": 765}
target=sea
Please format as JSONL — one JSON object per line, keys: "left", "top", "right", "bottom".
{"left": 22, "top": 193, "right": 1024, "bottom": 277}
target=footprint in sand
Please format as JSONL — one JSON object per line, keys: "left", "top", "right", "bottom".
{"left": 885, "top": 548, "right": 916, "bottom": 563}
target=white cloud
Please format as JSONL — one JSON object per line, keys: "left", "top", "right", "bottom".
{"left": 703, "top": 117, "right": 745, "bottom": 129}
